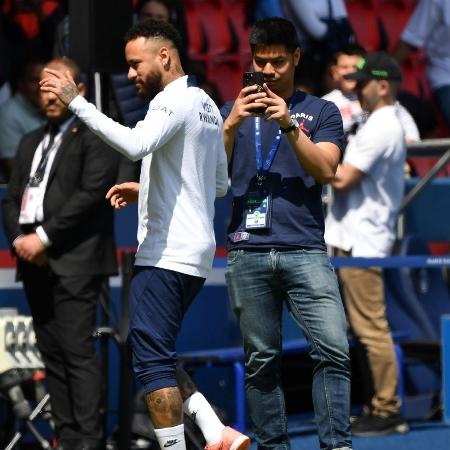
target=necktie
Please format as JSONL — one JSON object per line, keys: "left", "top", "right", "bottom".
{"left": 29, "top": 123, "right": 60, "bottom": 187}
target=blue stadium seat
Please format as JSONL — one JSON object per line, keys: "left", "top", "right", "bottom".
{"left": 110, "top": 73, "right": 149, "bottom": 127}
{"left": 398, "top": 235, "right": 450, "bottom": 334}
{"left": 384, "top": 234, "right": 448, "bottom": 418}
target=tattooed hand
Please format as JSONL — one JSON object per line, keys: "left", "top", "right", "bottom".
{"left": 39, "top": 68, "right": 80, "bottom": 106}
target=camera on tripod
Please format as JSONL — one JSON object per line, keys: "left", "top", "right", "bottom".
{"left": 0, "top": 308, "right": 53, "bottom": 449}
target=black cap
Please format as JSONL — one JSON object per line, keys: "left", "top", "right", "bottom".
{"left": 344, "top": 51, "right": 403, "bottom": 82}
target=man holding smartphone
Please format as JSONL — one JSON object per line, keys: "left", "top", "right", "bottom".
{"left": 221, "top": 17, "right": 352, "bottom": 450}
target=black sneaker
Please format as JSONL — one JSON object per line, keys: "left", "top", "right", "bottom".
{"left": 351, "top": 413, "right": 409, "bottom": 437}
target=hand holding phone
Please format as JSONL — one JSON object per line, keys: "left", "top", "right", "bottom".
{"left": 242, "top": 72, "right": 266, "bottom": 114}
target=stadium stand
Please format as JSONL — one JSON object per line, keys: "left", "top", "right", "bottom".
{"left": 384, "top": 234, "right": 450, "bottom": 419}
{"left": 377, "top": 0, "right": 417, "bottom": 52}
{"left": 1, "top": 1, "right": 450, "bottom": 446}
{"left": 185, "top": 0, "right": 234, "bottom": 60}
{"left": 345, "top": 0, "right": 382, "bottom": 51}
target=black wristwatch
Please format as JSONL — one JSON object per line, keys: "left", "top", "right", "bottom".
{"left": 280, "top": 117, "right": 299, "bottom": 134}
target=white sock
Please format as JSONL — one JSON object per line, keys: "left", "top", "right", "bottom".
{"left": 154, "top": 424, "right": 186, "bottom": 450}
{"left": 183, "top": 392, "right": 225, "bottom": 444}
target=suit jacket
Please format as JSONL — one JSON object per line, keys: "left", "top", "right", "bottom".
{"left": 2, "top": 117, "right": 122, "bottom": 277}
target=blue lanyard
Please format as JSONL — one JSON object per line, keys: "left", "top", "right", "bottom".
{"left": 254, "top": 91, "right": 299, "bottom": 180}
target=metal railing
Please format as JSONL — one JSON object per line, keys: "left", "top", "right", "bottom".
{"left": 400, "top": 138, "right": 450, "bottom": 212}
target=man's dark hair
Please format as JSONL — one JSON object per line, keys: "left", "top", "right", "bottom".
{"left": 124, "top": 19, "right": 182, "bottom": 52}
{"left": 249, "top": 17, "right": 299, "bottom": 54}
{"left": 50, "top": 57, "right": 82, "bottom": 84}
{"left": 331, "top": 43, "right": 366, "bottom": 65}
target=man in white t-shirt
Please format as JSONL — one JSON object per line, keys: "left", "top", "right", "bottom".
{"left": 324, "top": 46, "right": 420, "bottom": 144}
{"left": 40, "top": 20, "right": 249, "bottom": 450}
{"left": 394, "top": 0, "right": 450, "bottom": 129}
{"left": 325, "top": 52, "right": 409, "bottom": 437}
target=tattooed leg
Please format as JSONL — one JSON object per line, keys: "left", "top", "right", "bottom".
{"left": 146, "top": 387, "right": 183, "bottom": 428}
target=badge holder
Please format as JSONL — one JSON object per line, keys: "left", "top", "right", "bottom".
{"left": 244, "top": 177, "right": 272, "bottom": 230}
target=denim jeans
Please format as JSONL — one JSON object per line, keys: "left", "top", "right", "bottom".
{"left": 225, "top": 249, "right": 352, "bottom": 450}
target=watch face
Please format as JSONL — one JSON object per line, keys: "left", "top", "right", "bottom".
{"left": 281, "top": 117, "right": 300, "bottom": 133}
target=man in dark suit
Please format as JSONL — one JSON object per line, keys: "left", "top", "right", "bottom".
{"left": 2, "top": 57, "right": 122, "bottom": 450}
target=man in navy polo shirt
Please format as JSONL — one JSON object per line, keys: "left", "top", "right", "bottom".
{"left": 221, "top": 17, "right": 352, "bottom": 450}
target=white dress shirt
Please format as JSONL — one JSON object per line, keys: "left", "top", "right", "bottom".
{"left": 19, "top": 117, "right": 75, "bottom": 246}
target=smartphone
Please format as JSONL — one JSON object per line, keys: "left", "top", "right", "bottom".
{"left": 243, "top": 71, "right": 265, "bottom": 91}
{"left": 243, "top": 72, "right": 266, "bottom": 114}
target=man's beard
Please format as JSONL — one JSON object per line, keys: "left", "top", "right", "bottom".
{"left": 137, "top": 71, "right": 162, "bottom": 100}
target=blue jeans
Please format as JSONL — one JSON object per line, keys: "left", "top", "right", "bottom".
{"left": 225, "top": 249, "right": 352, "bottom": 450}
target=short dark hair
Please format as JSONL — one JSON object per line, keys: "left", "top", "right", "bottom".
{"left": 249, "top": 17, "right": 299, "bottom": 54}
{"left": 124, "top": 19, "right": 182, "bottom": 52}
{"left": 48, "top": 57, "right": 82, "bottom": 84}
{"left": 331, "top": 43, "right": 366, "bottom": 65}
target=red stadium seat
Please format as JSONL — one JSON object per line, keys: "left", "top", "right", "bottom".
{"left": 184, "top": 0, "right": 246, "bottom": 103}
{"left": 400, "top": 52, "right": 431, "bottom": 99}
{"left": 345, "top": 0, "right": 381, "bottom": 51}
{"left": 408, "top": 158, "right": 450, "bottom": 177}
{"left": 206, "top": 60, "right": 243, "bottom": 103}
{"left": 184, "top": 0, "right": 236, "bottom": 62}
{"left": 376, "top": 0, "right": 418, "bottom": 51}
{"left": 184, "top": 0, "right": 207, "bottom": 61}
{"left": 221, "top": 0, "right": 253, "bottom": 68}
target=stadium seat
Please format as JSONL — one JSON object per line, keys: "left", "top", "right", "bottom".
{"left": 376, "top": 0, "right": 418, "bottom": 51}
{"left": 222, "top": 0, "right": 253, "bottom": 68}
{"left": 205, "top": 60, "right": 243, "bottom": 103}
{"left": 425, "top": 100, "right": 450, "bottom": 140}
{"left": 398, "top": 235, "right": 450, "bottom": 334}
{"left": 184, "top": 0, "right": 207, "bottom": 61}
{"left": 110, "top": 73, "right": 148, "bottom": 127}
{"left": 408, "top": 157, "right": 450, "bottom": 178}
{"left": 384, "top": 235, "right": 447, "bottom": 418}
{"left": 399, "top": 51, "right": 432, "bottom": 99}
{"left": 345, "top": 0, "right": 381, "bottom": 51}
{"left": 184, "top": 0, "right": 236, "bottom": 63}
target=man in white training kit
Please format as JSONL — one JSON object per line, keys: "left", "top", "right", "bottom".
{"left": 40, "top": 19, "right": 250, "bottom": 450}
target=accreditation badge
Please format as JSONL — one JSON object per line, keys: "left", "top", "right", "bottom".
{"left": 19, "top": 185, "right": 40, "bottom": 224}
{"left": 244, "top": 184, "right": 272, "bottom": 230}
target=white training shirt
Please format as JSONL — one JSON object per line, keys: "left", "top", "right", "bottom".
{"left": 325, "top": 105, "right": 406, "bottom": 257}
{"left": 401, "top": 0, "right": 450, "bottom": 90}
{"left": 322, "top": 88, "right": 420, "bottom": 141}
{"left": 70, "top": 75, "right": 228, "bottom": 278}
